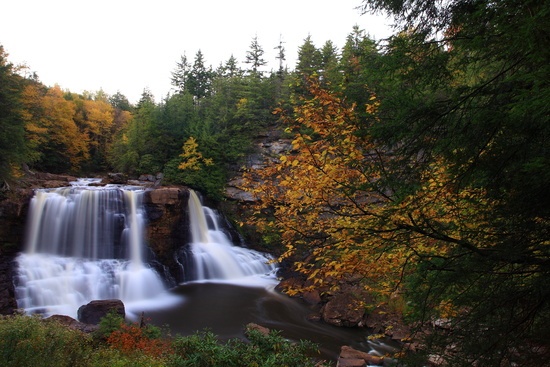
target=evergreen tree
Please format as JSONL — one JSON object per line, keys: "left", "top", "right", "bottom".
{"left": 274, "top": 35, "right": 286, "bottom": 79}
{"left": 244, "top": 35, "right": 267, "bottom": 76}
{"left": 171, "top": 53, "right": 191, "bottom": 94}
{"left": 217, "top": 55, "right": 241, "bottom": 78}
{"left": 358, "top": 1, "right": 550, "bottom": 365}
{"left": 295, "top": 35, "right": 321, "bottom": 77}
{"left": 319, "top": 40, "right": 340, "bottom": 86}
{"left": 187, "top": 50, "right": 213, "bottom": 100}
{"left": 0, "top": 45, "right": 27, "bottom": 185}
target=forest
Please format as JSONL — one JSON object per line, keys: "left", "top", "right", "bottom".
{"left": 1, "top": 0, "right": 549, "bottom": 365}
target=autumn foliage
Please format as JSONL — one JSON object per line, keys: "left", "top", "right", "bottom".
{"left": 245, "top": 78, "right": 501, "bottom": 312}
{"left": 106, "top": 322, "right": 172, "bottom": 358}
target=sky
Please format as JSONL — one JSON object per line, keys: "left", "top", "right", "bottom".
{"left": 1, "top": 0, "right": 393, "bottom": 104}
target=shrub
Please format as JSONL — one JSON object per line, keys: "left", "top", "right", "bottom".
{"left": 168, "top": 329, "right": 328, "bottom": 367}
{"left": 106, "top": 322, "right": 172, "bottom": 358}
{"left": 0, "top": 314, "right": 93, "bottom": 367}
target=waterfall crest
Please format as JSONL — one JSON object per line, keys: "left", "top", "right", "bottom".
{"left": 15, "top": 181, "right": 164, "bottom": 318}
{"left": 186, "top": 190, "right": 277, "bottom": 282}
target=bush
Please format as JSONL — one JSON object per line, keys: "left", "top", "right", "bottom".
{"left": 106, "top": 322, "right": 172, "bottom": 358}
{"left": 168, "top": 329, "right": 328, "bottom": 367}
{"left": 0, "top": 314, "right": 93, "bottom": 367}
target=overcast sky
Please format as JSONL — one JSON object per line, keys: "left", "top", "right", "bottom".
{"left": 1, "top": 0, "right": 392, "bottom": 103}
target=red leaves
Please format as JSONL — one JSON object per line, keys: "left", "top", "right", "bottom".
{"left": 106, "top": 322, "right": 171, "bottom": 358}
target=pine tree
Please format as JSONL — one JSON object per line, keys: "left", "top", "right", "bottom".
{"left": 244, "top": 35, "right": 267, "bottom": 77}
{"left": 0, "top": 45, "right": 27, "bottom": 185}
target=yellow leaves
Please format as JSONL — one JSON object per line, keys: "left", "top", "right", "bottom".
{"left": 242, "top": 76, "right": 501, "bottom": 302}
{"left": 178, "top": 136, "right": 213, "bottom": 171}
{"left": 437, "top": 300, "right": 459, "bottom": 319}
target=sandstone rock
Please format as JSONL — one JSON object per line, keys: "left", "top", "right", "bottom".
{"left": 338, "top": 346, "right": 384, "bottom": 366}
{"left": 145, "top": 187, "right": 183, "bottom": 206}
{"left": 77, "top": 299, "right": 125, "bottom": 325}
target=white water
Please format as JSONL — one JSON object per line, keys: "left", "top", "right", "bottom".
{"left": 14, "top": 180, "right": 165, "bottom": 318}
{"left": 186, "top": 190, "right": 277, "bottom": 284}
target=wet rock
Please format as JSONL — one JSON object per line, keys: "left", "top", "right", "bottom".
{"left": 321, "top": 293, "right": 366, "bottom": 327}
{"left": 0, "top": 188, "right": 32, "bottom": 315}
{"left": 143, "top": 187, "right": 189, "bottom": 284}
{"left": 303, "top": 289, "right": 322, "bottom": 305}
{"left": 337, "top": 346, "right": 385, "bottom": 366}
{"left": 77, "top": 299, "right": 125, "bottom": 325}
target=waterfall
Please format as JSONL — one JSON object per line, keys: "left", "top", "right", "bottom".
{"left": 14, "top": 180, "right": 165, "bottom": 318}
{"left": 186, "top": 190, "right": 277, "bottom": 282}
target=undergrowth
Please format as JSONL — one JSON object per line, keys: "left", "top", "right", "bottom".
{"left": 0, "top": 313, "right": 330, "bottom": 367}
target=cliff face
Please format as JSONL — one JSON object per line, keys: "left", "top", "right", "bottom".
{"left": 0, "top": 188, "right": 34, "bottom": 314}
{"left": 143, "top": 187, "right": 191, "bottom": 285}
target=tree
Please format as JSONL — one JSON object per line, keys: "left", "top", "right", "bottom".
{"left": 338, "top": 26, "right": 379, "bottom": 118}
{"left": 245, "top": 54, "right": 549, "bottom": 365}
{"left": 319, "top": 40, "right": 340, "bottom": 87}
{"left": 217, "top": 55, "right": 241, "bottom": 78}
{"left": 244, "top": 35, "right": 267, "bottom": 76}
{"left": 295, "top": 35, "right": 321, "bottom": 77}
{"left": 171, "top": 53, "right": 191, "bottom": 94}
{"left": 186, "top": 50, "right": 213, "bottom": 100}
{"left": 0, "top": 45, "right": 27, "bottom": 185}
{"left": 242, "top": 1, "right": 550, "bottom": 365}
{"left": 22, "top": 85, "right": 89, "bottom": 173}
{"left": 274, "top": 35, "right": 286, "bottom": 79}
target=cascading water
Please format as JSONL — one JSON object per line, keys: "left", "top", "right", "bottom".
{"left": 185, "top": 190, "right": 277, "bottom": 282}
{"left": 14, "top": 179, "right": 165, "bottom": 318}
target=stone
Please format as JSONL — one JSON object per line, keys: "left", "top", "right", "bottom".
{"left": 107, "top": 172, "right": 126, "bottom": 184}
{"left": 46, "top": 314, "right": 99, "bottom": 333}
{"left": 302, "top": 289, "right": 322, "bottom": 305}
{"left": 245, "top": 322, "right": 270, "bottom": 336}
{"left": 336, "top": 358, "right": 366, "bottom": 367}
{"left": 322, "top": 293, "right": 365, "bottom": 327}
{"left": 77, "top": 299, "right": 125, "bottom": 325}
{"left": 339, "top": 346, "right": 385, "bottom": 366}
{"left": 145, "top": 187, "right": 182, "bottom": 206}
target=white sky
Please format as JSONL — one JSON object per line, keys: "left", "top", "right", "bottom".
{"left": 1, "top": 0, "right": 392, "bottom": 104}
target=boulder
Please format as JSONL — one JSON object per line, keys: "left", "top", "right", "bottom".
{"left": 77, "top": 299, "right": 125, "bottom": 325}
{"left": 46, "top": 314, "right": 99, "bottom": 333}
{"left": 321, "top": 293, "right": 366, "bottom": 327}
{"left": 245, "top": 322, "right": 271, "bottom": 336}
{"left": 337, "top": 346, "right": 385, "bottom": 366}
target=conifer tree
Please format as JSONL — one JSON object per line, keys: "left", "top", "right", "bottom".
{"left": 244, "top": 35, "right": 267, "bottom": 77}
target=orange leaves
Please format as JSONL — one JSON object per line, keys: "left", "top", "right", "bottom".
{"left": 106, "top": 322, "right": 171, "bottom": 358}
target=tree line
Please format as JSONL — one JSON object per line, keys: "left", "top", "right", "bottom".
{"left": 1, "top": 0, "right": 549, "bottom": 365}
{"left": 0, "top": 29, "right": 373, "bottom": 198}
